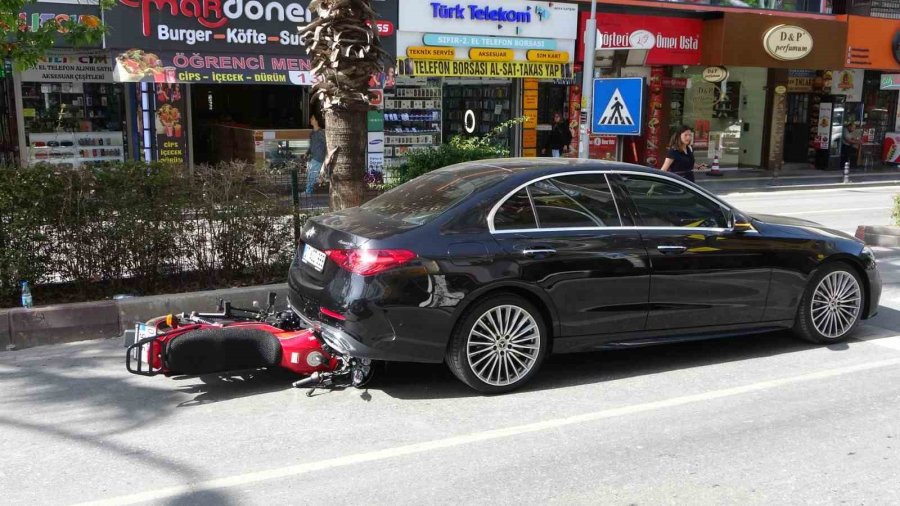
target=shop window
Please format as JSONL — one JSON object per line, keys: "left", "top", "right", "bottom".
{"left": 21, "top": 82, "right": 126, "bottom": 168}
{"left": 443, "top": 80, "right": 513, "bottom": 147}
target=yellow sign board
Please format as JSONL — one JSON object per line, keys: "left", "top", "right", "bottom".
{"left": 469, "top": 48, "right": 514, "bottom": 62}
{"left": 523, "top": 79, "right": 539, "bottom": 91}
{"left": 523, "top": 90, "right": 538, "bottom": 110}
{"left": 406, "top": 46, "right": 455, "bottom": 60}
{"left": 523, "top": 148, "right": 538, "bottom": 157}
{"left": 410, "top": 60, "right": 567, "bottom": 79}
{"left": 527, "top": 50, "right": 570, "bottom": 63}
{"left": 523, "top": 130, "right": 537, "bottom": 149}
{"left": 523, "top": 112, "right": 538, "bottom": 129}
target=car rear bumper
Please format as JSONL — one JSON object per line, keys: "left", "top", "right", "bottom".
{"left": 286, "top": 270, "right": 451, "bottom": 364}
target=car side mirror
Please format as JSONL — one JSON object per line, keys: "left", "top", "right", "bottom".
{"left": 732, "top": 214, "right": 755, "bottom": 234}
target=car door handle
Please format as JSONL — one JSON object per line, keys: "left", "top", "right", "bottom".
{"left": 522, "top": 249, "right": 557, "bottom": 257}
{"left": 657, "top": 245, "right": 687, "bottom": 255}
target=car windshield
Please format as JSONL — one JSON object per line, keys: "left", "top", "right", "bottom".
{"left": 361, "top": 168, "right": 510, "bottom": 225}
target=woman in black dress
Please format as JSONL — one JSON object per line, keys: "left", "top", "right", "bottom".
{"left": 660, "top": 125, "right": 707, "bottom": 182}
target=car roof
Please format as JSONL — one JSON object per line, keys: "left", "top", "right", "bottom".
{"left": 430, "top": 157, "right": 662, "bottom": 180}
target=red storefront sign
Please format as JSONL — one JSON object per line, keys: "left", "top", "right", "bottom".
{"left": 577, "top": 13, "right": 702, "bottom": 65}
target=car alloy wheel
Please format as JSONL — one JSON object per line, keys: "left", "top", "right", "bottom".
{"left": 466, "top": 305, "right": 541, "bottom": 387}
{"left": 794, "top": 262, "right": 865, "bottom": 344}
{"left": 446, "top": 294, "right": 548, "bottom": 393}
{"left": 810, "top": 270, "right": 861, "bottom": 339}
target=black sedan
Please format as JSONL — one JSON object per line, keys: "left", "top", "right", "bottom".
{"left": 288, "top": 159, "right": 881, "bottom": 393}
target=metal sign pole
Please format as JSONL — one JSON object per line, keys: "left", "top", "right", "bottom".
{"left": 578, "top": 0, "right": 598, "bottom": 159}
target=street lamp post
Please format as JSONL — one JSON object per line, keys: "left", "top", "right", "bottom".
{"left": 578, "top": 0, "right": 598, "bottom": 159}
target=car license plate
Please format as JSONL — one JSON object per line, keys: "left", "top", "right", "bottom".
{"left": 302, "top": 244, "right": 327, "bottom": 272}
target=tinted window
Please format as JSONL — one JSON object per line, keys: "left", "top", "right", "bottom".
{"left": 362, "top": 170, "right": 507, "bottom": 225}
{"left": 494, "top": 189, "right": 537, "bottom": 230}
{"left": 530, "top": 179, "right": 600, "bottom": 228}
{"left": 550, "top": 175, "right": 621, "bottom": 226}
{"left": 621, "top": 176, "right": 728, "bottom": 228}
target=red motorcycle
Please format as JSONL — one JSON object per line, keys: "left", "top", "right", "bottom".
{"left": 125, "top": 293, "right": 373, "bottom": 389}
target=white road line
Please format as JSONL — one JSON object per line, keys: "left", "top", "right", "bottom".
{"left": 776, "top": 206, "right": 892, "bottom": 216}
{"left": 74, "top": 357, "right": 900, "bottom": 506}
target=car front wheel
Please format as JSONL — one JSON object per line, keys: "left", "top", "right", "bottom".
{"left": 446, "top": 294, "right": 548, "bottom": 394}
{"left": 794, "top": 262, "right": 865, "bottom": 344}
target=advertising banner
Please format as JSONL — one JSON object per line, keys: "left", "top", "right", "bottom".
{"left": 845, "top": 16, "right": 900, "bottom": 70}
{"left": 816, "top": 102, "right": 833, "bottom": 150}
{"left": 112, "top": 49, "right": 313, "bottom": 85}
{"left": 397, "top": 0, "right": 576, "bottom": 79}
{"left": 578, "top": 13, "right": 702, "bottom": 65}
{"left": 884, "top": 133, "right": 900, "bottom": 164}
{"left": 832, "top": 70, "right": 864, "bottom": 102}
{"left": 400, "top": 0, "right": 577, "bottom": 40}
{"left": 20, "top": 50, "right": 114, "bottom": 83}
{"left": 105, "top": 0, "right": 399, "bottom": 57}
{"left": 403, "top": 59, "right": 568, "bottom": 79}
{"left": 19, "top": 2, "right": 103, "bottom": 48}
{"left": 154, "top": 83, "right": 189, "bottom": 165}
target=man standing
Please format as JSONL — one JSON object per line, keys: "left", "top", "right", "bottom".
{"left": 841, "top": 121, "right": 862, "bottom": 170}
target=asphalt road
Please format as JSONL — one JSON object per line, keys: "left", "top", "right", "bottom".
{"left": 3, "top": 185, "right": 900, "bottom": 506}
{"left": 722, "top": 184, "right": 899, "bottom": 236}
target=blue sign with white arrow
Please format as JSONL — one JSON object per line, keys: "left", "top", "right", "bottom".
{"left": 591, "top": 78, "right": 644, "bottom": 136}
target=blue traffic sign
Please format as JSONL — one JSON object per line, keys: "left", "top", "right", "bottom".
{"left": 591, "top": 78, "right": 644, "bottom": 136}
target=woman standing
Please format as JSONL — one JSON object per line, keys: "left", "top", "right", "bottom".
{"left": 660, "top": 125, "right": 707, "bottom": 182}
{"left": 305, "top": 112, "right": 326, "bottom": 195}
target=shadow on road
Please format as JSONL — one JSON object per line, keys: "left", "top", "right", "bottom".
{"left": 0, "top": 340, "right": 240, "bottom": 505}
{"left": 374, "top": 330, "right": 821, "bottom": 400}
{"left": 170, "top": 307, "right": 900, "bottom": 403}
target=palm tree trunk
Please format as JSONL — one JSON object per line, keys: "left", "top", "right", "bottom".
{"left": 324, "top": 106, "right": 367, "bottom": 209}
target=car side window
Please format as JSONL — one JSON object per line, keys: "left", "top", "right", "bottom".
{"left": 550, "top": 175, "right": 622, "bottom": 226}
{"left": 529, "top": 179, "right": 601, "bottom": 228}
{"left": 620, "top": 175, "right": 728, "bottom": 228}
{"left": 493, "top": 189, "right": 537, "bottom": 231}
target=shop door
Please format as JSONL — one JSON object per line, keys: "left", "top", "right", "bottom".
{"left": 784, "top": 93, "right": 811, "bottom": 163}
{"left": 536, "top": 83, "right": 568, "bottom": 157}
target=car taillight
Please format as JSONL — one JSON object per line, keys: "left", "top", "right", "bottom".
{"left": 325, "top": 249, "right": 416, "bottom": 276}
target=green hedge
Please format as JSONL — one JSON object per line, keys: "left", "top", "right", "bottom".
{"left": 391, "top": 119, "right": 522, "bottom": 187}
{"left": 0, "top": 161, "right": 298, "bottom": 307}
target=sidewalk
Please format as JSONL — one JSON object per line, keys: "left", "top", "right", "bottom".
{"left": 0, "top": 283, "right": 288, "bottom": 352}
{"left": 694, "top": 166, "right": 900, "bottom": 193}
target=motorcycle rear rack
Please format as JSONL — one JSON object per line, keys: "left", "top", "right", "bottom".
{"left": 126, "top": 336, "right": 164, "bottom": 376}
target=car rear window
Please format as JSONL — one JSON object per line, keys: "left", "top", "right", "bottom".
{"left": 361, "top": 169, "right": 509, "bottom": 225}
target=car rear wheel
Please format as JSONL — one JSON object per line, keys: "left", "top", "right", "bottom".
{"left": 446, "top": 294, "right": 548, "bottom": 394}
{"left": 794, "top": 262, "right": 864, "bottom": 344}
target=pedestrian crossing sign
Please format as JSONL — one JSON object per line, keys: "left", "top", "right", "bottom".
{"left": 591, "top": 78, "right": 643, "bottom": 136}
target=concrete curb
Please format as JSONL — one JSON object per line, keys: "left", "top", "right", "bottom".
{"left": 1, "top": 283, "right": 288, "bottom": 352}
{"left": 705, "top": 180, "right": 900, "bottom": 194}
{"left": 855, "top": 225, "right": 900, "bottom": 247}
{"left": 117, "top": 283, "right": 288, "bottom": 331}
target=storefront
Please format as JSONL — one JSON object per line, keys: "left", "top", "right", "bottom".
{"left": 843, "top": 15, "right": 900, "bottom": 167}
{"left": 702, "top": 13, "right": 847, "bottom": 171}
{"left": 99, "top": 0, "right": 398, "bottom": 173}
{"left": 10, "top": 2, "right": 128, "bottom": 168}
{"left": 392, "top": 0, "right": 578, "bottom": 165}
{"left": 577, "top": 11, "right": 710, "bottom": 167}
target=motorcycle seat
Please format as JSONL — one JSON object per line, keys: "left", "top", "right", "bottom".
{"left": 165, "top": 327, "right": 282, "bottom": 375}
